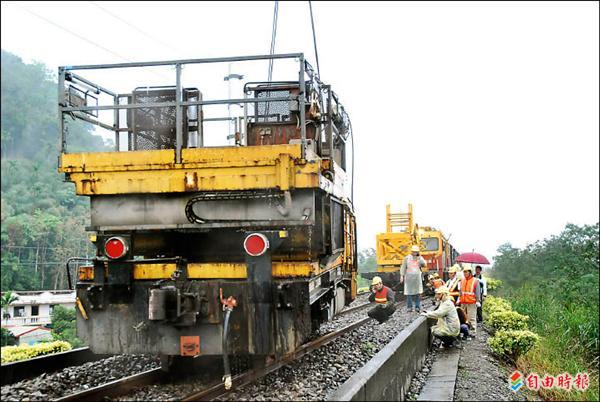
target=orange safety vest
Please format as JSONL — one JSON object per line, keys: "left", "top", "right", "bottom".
{"left": 460, "top": 277, "right": 479, "bottom": 305}
{"left": 447, "top": 279, "right": 460, "bottom": 300}
{"left": 374, "top": 286, "right": 389, "bottom": 304}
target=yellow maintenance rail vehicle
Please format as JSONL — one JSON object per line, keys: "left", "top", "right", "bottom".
{"left": 362, "top": 204, "right": 420, "bottom": 296}
{"left": 58, "top": 53, "right": 357, "bottom": 373}
{"left": 362, "top": 204, "right": 459, "bottom": 297}
{"left": 419, "top": 226, "right": 459, "bottom": 281}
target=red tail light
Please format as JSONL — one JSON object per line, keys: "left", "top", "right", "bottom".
{"left": 105, "top": 237, "right": 128, "bottom": 259}
{"left": 244, "top": 233, "right": 269, "bottom": 256}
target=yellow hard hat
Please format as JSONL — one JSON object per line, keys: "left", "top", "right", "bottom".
{"left": 429, "top": 273, "right": 439, "bottom": 279}
{"left": 372, "top": 276, "right": 382, "bottom": 285}
{"left": 463, "top": 265, "right": 474, "bottom": 272}
{"left": 411, "top": 245, "right": 420, "bottom": 252}
{"left": 435, "top": 285, "right": 450, "bottom": 294}
{"left": 449, "top": 264, "right": 460, "bottom": 273}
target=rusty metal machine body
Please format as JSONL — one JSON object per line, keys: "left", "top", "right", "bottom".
{"left": 58, "top": 54, "right": 357, "bottom": 360}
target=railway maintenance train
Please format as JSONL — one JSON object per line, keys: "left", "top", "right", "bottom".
{"left": 58, "top": 54, "right": 357, "bottom": 383}
{"left": 363, "top": 204, "right": 458, "bottom": 295}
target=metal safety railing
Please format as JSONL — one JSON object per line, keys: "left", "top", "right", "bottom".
{"left": 58, "top": 53, "right": 316, "bottom": 163}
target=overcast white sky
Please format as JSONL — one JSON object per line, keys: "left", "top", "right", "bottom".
{"left": 2, "top": 1, "right": 599, "bottom": 262}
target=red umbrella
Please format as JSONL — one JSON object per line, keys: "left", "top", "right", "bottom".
{"left": 456, "top": 252, "right": 490, "bottom": 265}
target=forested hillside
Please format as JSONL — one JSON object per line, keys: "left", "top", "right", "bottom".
{"left": 1, "top": 49, "right": 109, "bottom": 291}
{"left": 491, "top": 223, "right": 599, "bottom": 401}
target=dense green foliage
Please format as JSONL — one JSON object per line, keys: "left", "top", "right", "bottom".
{"left": 492, "top": 222, "right": 599, "bottom": 400}
{"left": 488, "top": 329, "right": 540, "bottom": 360}
{"left": 483, "top": 295, "right": 512, "bottom": 316}
{"left": 358, "top": 248, "right": 377, "bottom": 273}
{"left": 1, "top": 327, "right": 17, "bottom": 347}
{"left": 1, "top": 49, "right": 109, "bottom": 291}
{"left": 487, "top": 310, "right": 529, "bottom": 332}
{"left": 483, "top": 276, "right": 502, "bottom": 291}
{"left": 357, "top": 248, "right": 377, "bottom": 290}
{"left": 50, "top": 305, "right": 84, "bottom": 348}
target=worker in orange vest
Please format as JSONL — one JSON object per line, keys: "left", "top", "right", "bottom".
{"left": 368, "top": 276, "right": 396, "bottom": 324}
{"left": 458, "top": 265, "right": 481, "bottom": 337}
{"left": 428, "top": 273, "right": 445, "bottom": 290}
{"left": 445, "top": 264, "right": 461, "bottom": 305}
{"left": 426, "top": 272, "right": 444, "bottom": 303}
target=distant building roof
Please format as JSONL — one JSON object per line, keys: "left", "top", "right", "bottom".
{"left": 5, "top": 325, "right": 51, "bottom": 338}
{"left": 1, "top": 290, "right": 75, "bottom": 306}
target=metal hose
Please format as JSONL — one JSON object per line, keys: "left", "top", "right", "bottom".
{"left": 222, "top": 308, "right": 232, "bottom": 390}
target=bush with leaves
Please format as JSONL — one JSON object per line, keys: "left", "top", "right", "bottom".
{"left": 1, "top": 327, "right": 17, "bottom": 347}
{"left": 1, "top": 340, "right": 71, "bottom": 363}
{"left": 483, "top": 295, "right": 512, "bottom": 316}
{"left": 487, "top": 329, "right": 540, "bottom": 360}
{"left": 488, "top": 310, "right": 529, "bottom": 331}
{"left": 484, "top": 277, "right": 503, "bottom": 291}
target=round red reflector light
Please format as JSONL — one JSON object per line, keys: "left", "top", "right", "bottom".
{"left": 105, "top": 237, "right": 127, "bottom": 259}
{"left": 244, "top": 233, "right": 269, "bottom": 257}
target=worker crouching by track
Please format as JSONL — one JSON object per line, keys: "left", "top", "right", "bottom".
{"left": 367, "top": 276, "right": 396, "bottom": 324}
{"left": 421, "top": 286, "right": 460, "bottom": 348}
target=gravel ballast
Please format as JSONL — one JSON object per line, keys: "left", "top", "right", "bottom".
{"left": 1, "top": 354, "right": 159, "bottom": 401}
{"left": 3, "top": 293, "right": 423, "bottom": 402}
{"left": 218, "top": 299, "right": 432, "bottom": 402}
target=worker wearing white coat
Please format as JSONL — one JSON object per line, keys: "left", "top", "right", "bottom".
{"left": 400, "top": 245, "right": 427, "bottom": 312}
{"left": 421, "top": 286, "right": 461, "bottom": 347}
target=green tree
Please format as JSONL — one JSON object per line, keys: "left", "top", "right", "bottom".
{"left": 492, "top": 223, "right": 599, "bottom": 401}
{"left": 1, "top": 49, "right": 109, "bottom": 291}
{"left": 1, "top": 291, "right": 19, "bottom": 325}
{"left": 358, "top": 247, "right": 377, "bottom": 273}
{"left": 50, "top": 305, "right": 84, "bottom": 348}
{"left": 1, "top": 327, "right": 17, "bottom": 347}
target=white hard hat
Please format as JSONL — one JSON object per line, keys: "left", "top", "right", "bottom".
{"left": 435, "top": 286, "right": 450, "bottom": 295}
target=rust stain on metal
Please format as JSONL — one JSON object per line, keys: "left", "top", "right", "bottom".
{"left": 184, "top": 172, "right": 198, "bottom": 191}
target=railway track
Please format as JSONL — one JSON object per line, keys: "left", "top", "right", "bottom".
{"left": 2, "top": 295, "right": 377, "bottom": 401}
{"left": 52, "top": 316, "right": 373, "bottom": 402}
{"left": 181, "top": 316, "right": 371, "bottom": 401}
{"left": 1, "top": 347, "right": 111, "bottom": 386}
{"left": 54, "top": 368, "right": 165, "bottom": 402}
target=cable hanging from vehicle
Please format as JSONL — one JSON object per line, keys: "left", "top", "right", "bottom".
{"left": 308, "top": 1, "right": 321, "bottom": 79}
{"left": 266, "top": 1, "right": 279, "bottom": 118}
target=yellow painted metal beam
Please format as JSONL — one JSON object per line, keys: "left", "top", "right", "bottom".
{"left": 60, "top": 145, "right": 302, "bottom": 173}
{"left": 66, "top": 163, "right": 319, "bottom": 195}
{"left": 59, "top": 145, "right": 324, "bottom": 195}
{"left": 61, "top": 149, "right": 176, "bottom": 173}
{"left": 128, "top": 262, "right": 324, "bottom": 280}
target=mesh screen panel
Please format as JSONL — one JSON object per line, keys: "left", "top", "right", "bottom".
{"left": 257, "top": 90, "right": 290, "bottom": 122}
{"left": 131, "top": 89, "right": 177, "bottom": 150}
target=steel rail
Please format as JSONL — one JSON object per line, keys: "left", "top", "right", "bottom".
{"left": 181, "top": 316, "right": 372, "bottom": 401}
{"left": 1, "top": 347, "right": 111, "bottom": 386}
{"left": 53, "top": 367, "right": 165, "bottom": 402}
{"left": 337, "top": 302, "right": 371, "bottom": 317}
{"left": 51, "top": 310, "right": 374, "bottom": 401}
